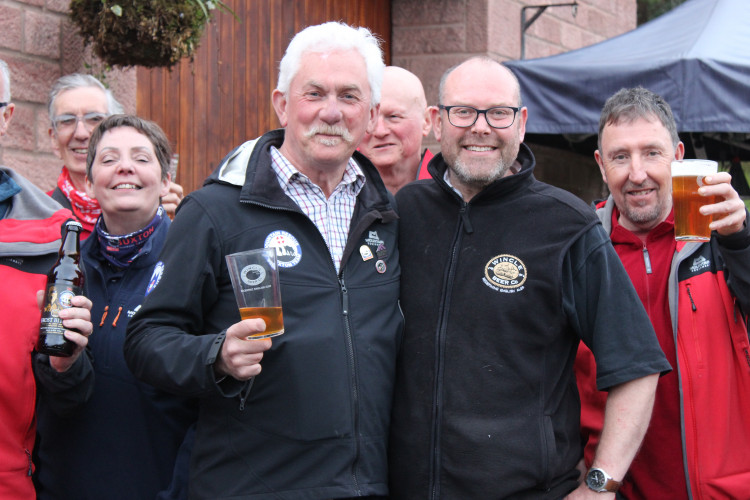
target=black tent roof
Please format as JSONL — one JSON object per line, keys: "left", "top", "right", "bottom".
{"left": 505, "top": 0, "right": 750, "bottom": 135}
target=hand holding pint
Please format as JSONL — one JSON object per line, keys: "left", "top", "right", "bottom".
{"left": 671, "top": 159, "right": 718, "bottom": 242}
{"left": 226, "top": 248, "right": 284, "bottom": 339}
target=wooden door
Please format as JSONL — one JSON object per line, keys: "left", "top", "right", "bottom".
{"left": 136, "top": 0, "right": 391, "bottom": 195}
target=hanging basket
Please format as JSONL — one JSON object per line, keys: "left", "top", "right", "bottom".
{"left": 69, "top": 0, "right": 225, "bottom": 68}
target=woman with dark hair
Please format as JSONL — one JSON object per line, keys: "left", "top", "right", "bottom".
{"left": 34, "top": 115, "right": 195, "bottom": 500}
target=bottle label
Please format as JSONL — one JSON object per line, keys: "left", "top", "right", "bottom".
{"left": 40, "top": 284, "right": 79, "bottom": 335}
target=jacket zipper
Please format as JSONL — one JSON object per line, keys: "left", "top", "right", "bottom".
{"left": 239, "top": 198, "right": 385, "bottom": 493}
{"left": 26, "top": 449, "right": 33, "bottom": 476}
{"left": 340, "top": 276, "right": 361, "bottom": 495}
{"left": 642, "top": 245, "right": 653, "bottom": 274}
{"left": 429, "top": 203, "right": 468, "bottom": 500}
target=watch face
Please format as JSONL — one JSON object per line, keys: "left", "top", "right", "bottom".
{"left": 587, "top": 469, "right": 606, "bottom": 489}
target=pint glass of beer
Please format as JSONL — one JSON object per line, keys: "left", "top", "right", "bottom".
{"left": 671, "top": 159, "right": 718, "bottom": 242}
{"left": 226, "top": 248, "right": 284, "bottom": 339}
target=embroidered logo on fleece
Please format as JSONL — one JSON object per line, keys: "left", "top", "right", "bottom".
{"left": 145, "top": 261, "right": 165, "bottom": 296}
{"left": 483, "top": 254, "right": 527, "bottom": 293}
{"left": 689, "top": 255, "right": 711, "bottom": 273}
{"left": 264, "top": 230, "right": 302, "bottom": 268}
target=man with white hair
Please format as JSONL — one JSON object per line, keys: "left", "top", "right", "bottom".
{"left": 124, "top": 22, "right": 402, "bottom": 499}
{"left": 359, "top": 66, "right": 432, "bottom": 193}
{"left": 0, "top": 59, "right": 93, "bottom": 499}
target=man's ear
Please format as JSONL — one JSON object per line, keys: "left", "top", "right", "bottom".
{"left": 421, "top": 107, "right": 433, "bottom": 138}
{"left": 594, "top": 150, "right": 608, "bottom": 185}
{"left": 674, "top": 142, "right": 685, "bottom": 161}
{"left": 271, "top": 90, "right": 289, "bottom": 127}
{"left": 429, "top": 106, "right": 442, "bottom": 142}
{"left": 0, "top": 103, "right": 14, "bottom": 136}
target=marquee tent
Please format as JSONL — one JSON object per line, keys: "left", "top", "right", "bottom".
{"left": 505, "top": 0, "right": 750, "bottom": 136}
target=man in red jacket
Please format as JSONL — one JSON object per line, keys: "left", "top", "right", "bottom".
{"left": 0, "top": 59, "right": 93, "bottom": 499}
{"left": 576, "top": 87, "right": 750, "bottom": 499}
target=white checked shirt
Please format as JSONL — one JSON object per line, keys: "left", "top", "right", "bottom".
{"left": 270, "top": 146, "right": 365, "bottom": 273}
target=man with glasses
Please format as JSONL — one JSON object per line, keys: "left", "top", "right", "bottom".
{"left": 388, "top": 57, "right": 670, "bottom": 499}
{"left": 0, "top": 59, "right": 93, "bottom": 500}
{"left": 47, "top": 74, "right": 183, "bottom": 239}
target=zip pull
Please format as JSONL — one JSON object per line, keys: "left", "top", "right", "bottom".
{"left": 459, "top": 206, "right": 474, "bottom": 234}
{"left": 340, "top": 279, "right": 349, "bottom": 316}
{"left": 642, "top": 245, "right": 652, "bottom": 274}
{"left": 238, "top": 377, "right": 255, "bottom": 411}
{"left": 26, "top": 449, "right": 33, "bottom": 476}
{"left": 99, "top": 305, "right": 109, "bottom": 327}
{"left": 111, "top": 306, "right": 123, "bottom": 327}
{"left": 686, "top": 285, "right": 697, "bottom": 311}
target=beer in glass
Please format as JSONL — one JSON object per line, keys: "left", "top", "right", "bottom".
{"left": 226, "top": 248, "right": 284, "bottom": 339}
{"left": 671, "top": 159, "right": 718, "bottom": 242}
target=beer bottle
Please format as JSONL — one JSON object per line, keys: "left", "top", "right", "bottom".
{"left": 37, "top": 220, "right": 85, "bottom": 357}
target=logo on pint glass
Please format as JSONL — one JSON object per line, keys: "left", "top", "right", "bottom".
{"left": 240, "top": 264, "right": 266, "bottom": 286}
{"left": 483, "top": 254, "right": 527, "bottom": 292}
{"left": 265, "top": 230, "right": 302, "bottom": 268}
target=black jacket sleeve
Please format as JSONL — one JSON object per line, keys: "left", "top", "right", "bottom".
{"left": 716, "top": 209, "right": 750, "bottom": 315}
{"left": 33, "top": 351, "right": 94, "bottom": 416}
{"left": 123, "top": 195, "right": 242, "bottom": 398}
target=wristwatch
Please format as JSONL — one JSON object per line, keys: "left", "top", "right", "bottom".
{"left": 585, "top": 467, "right": 622, "bottom": 493}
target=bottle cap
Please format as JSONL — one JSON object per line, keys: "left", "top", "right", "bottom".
{"left": 65, "top": 220, "right": 83, "bottom": 232}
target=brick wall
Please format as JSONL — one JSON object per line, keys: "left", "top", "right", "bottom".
{"left": 0, "top": 0, "right": 135, "bottom": 192}
{"left": 392, "top": 0, "right": 636, "bottom": 115}
{"left": 391, "top": 0, "right": 636, "bottom": 201}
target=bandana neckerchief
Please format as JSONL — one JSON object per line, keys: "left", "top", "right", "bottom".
{"left": 96, "top": 206, "right": 165, "bottom": 268}
{"left": 57, "top": 166, "right": 101, "bottom": 233}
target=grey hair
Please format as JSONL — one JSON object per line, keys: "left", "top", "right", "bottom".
{"left": 598, "top": 87, "right": 679, "bottom": 151}
{"left": 0, "top": 60, "right": 10, "bottom": 102}
{"left": 276, "top": 21, "right": 385, "bottom": 106}
{"left": 48, "top": 73, "right": 124, "bottom": 124}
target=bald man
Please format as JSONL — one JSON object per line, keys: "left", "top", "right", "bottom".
{"left": 359, "top": 66, "right": 432, "bottom": 193}
{"left": 389, "top": 57, "right": 669, "bottom": 499}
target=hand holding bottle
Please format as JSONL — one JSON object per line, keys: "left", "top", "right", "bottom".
{"left": 36, "top": 291, "right": 93, "bottom": 372}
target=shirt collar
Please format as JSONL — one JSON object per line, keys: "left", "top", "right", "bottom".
{"left": 269, "top": 146, "right": 366, "bottom": 196}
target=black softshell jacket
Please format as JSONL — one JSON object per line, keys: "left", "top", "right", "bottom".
{"left": 125, "top": 130, "right": 404, "bottom": 499}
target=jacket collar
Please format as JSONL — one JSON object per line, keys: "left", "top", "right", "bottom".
{"left": 210, "top": 129, "right": 397, "bottom": 223}
{"left": 425, "top": 142, "right": 537, "bottom": 204}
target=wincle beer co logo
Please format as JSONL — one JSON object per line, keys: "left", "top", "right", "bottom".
{"left": 483, "top": 254, "right": 527, "bottom": 293}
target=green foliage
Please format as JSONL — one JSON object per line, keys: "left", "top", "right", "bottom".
{"left": 69, "top": 0, "right": 236, "bottom": 68}
{"left": 637, "top": 0, "right": 688, "bottom": 25}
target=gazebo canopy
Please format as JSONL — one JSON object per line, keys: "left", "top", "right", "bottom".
{"left": 505, "top": 0, "right": 750, "bottom": 136}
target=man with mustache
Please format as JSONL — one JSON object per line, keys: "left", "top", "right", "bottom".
{"left": 576, "top": 87, "right": 750, "bottom": 499}
{"left": 389, "top": 57, "right": 670, "bottom": 499}
{"left": 124, "top": 22, "right": 402, "bottom": 499}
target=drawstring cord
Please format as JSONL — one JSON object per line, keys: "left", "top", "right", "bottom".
{"left": 111, "top": 306, "right": 122, "bottom": 327}
{"left": 99, "top": 305, "right": 108, "bottom": 326}
{"left": 98, "top": 305, "right": 123, "bottom": 327}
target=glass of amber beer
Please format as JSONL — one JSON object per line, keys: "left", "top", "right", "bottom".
{"left": 226, "top": 248, "right": 284, "bottom": 339}
{"left": 671, "top": 159, "right": 718, "bottom": 242}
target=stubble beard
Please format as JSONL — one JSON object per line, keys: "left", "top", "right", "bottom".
{"left": 448, "top": 140, "right": 519, "bottom": 191}
{"left": 619, "top": 194, "right": 670, "bottom": 227}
